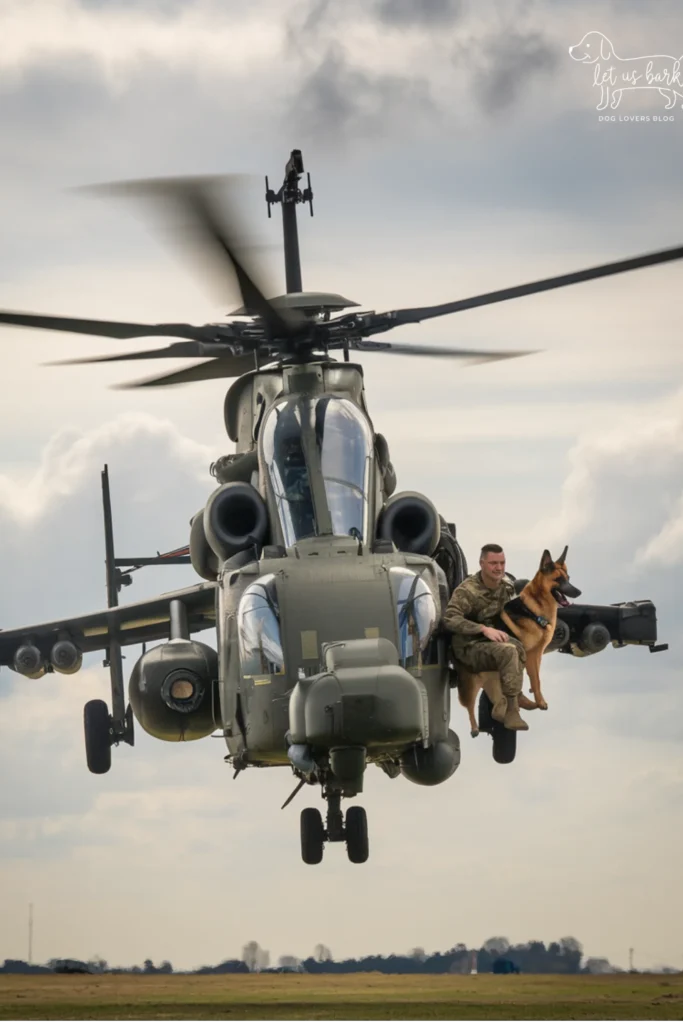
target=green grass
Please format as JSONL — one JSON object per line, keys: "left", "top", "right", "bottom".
{"left": 0, "top": 972, "right": 681, "bottom": 1020}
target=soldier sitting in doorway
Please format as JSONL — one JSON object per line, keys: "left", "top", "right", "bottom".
{"left": 443, "top": 543, "right": 528, "bottom": 731}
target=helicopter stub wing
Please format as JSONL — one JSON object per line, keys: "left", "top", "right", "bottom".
{"left": 0, "top": 580, "right": 218, "bottom": 674}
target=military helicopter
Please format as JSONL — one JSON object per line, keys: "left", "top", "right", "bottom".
{"left": 0, "top": 150, "right": 674, "bottom": 865}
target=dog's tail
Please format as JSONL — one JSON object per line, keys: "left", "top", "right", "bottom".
{"left": 456, "top": 669, "right": 476, "bottom": 709}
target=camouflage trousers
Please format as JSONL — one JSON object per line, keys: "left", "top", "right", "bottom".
{"left": 455, "top": 638, "right": 526, "bottom": 697}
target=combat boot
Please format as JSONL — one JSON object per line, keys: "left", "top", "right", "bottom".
{"left": 481, "top": 673, "right": 507, "bottom": 724}
{"left": 503, "top": 695, "right": 529, "bottom": 731}
{"left": 491, "top": 696, "right": 508, "bottom": 724}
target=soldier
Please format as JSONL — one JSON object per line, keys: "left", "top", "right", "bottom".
{"left": 443, "top": 542, "right": 528, "bottom": 731}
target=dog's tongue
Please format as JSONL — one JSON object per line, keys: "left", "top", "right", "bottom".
{"left": 557, "top": 592, "right": 570, "bottom": 606}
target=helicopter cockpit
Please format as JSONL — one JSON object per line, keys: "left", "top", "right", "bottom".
{"left": 261, "top": 394, "right": 374, "bottom": 547}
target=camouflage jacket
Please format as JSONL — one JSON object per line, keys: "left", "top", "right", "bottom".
{"left": 443, "top": 571, "right": 515, "bottom": 657}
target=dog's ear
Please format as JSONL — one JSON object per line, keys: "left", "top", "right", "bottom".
{"left": 539, "top": 549, "right": 554, "bottom": 573}
{"left": 600, "top": 34, "right": 612, "bottom": 61}
{"left": 557, "top": 544, "right": 568, "bottom": 565}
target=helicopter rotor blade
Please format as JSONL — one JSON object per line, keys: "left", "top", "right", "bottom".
{"left": 113, "top": 354, "right": 259, "bottom": 389}
{"left": 0, "top": 309, "right": 212, "bottom": 342}
{"left": 43, "top": 341, "right": 237, "bottom": 365}
{"left": 352, "top": 340, "right": 537, "bottom": 364}
{"left": 379, "top": 244, "right": 683, "bottom": 327}
{"left": 86, "top": 176, "right": 302, "bottom": 341}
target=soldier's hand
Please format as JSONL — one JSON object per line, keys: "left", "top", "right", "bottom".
{"left": 481, "top": 626, "right": 509, "bottom": 643}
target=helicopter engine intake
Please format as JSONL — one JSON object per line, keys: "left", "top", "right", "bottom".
{"left": 203, "top": 481, "right": 269, "bottom": 563}
{"left": 128, "top": 639, "right": 219, "bottom": 741}
{"left": 376, "top": 491, "right": 440, "bottom": 556}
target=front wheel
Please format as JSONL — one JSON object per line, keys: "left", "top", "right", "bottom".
{"left": 492, "top": 724, "right": 517, "bottom": 764}
{"left": 300, "top": 807, "right": 325, "bottom": 865}
{"left": 84, "top": 700, "right": 112, "bottom": 774}
{"left": 345, "top": 806, "right": 369, "bottom": 863}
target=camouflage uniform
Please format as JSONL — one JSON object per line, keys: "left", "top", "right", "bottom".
{"left": 443, "top": 571, "right": 526, "bottom": 699}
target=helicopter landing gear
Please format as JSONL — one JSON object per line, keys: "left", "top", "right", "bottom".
{"left": 300, "top": 807, "right": 325, "bottom": 864}
{"left": 84, "top": 699, "right": 112, "bottom": 774}
{"left": 299, "top": 790, "right": 370, "bottom": 864}
{"left": 477, "top": 692, "right": 517, "bottom": 764}
{"left": 83, "top": 700, "right": 134, "bottom": 775}
{"left": 345, "top": 805, "right": 369, "bottom": 864}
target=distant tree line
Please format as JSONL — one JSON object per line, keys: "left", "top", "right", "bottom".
{"left": 1, "top": 936, "right": 640, "bottom": 976}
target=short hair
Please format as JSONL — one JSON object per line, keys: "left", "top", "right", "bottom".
{"left": 480, "top": 543, "right": 504, "bottom": 558}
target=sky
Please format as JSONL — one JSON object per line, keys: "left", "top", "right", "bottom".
{"left": 0, "top": 0, "right": 682, "bottom": 973}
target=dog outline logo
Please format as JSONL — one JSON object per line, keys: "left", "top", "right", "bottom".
{"left": 568, "top": 31, "right": 683, "bottom": 111}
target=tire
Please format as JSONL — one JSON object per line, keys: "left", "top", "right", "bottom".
{"left": 478, "top": 691, "right": 494, "bottom": 734}
{"left": 345, "top": 805, "right": 369, "bottom": 864}
{"left": 492, "top": 723, "right": 517, "bottom": 764}
{"left": 84, "top": 700, "right": 112, "bottom": 775}
{"left": 300, "top": 807, "right": 325, "bottom": 865}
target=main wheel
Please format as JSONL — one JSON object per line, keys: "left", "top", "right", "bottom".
{"left": 477, "top": 691, "right": 494, "bottom": 734}
{"left": 300, "top": 807, "right": 325, "bottom": 865}
{"left": 84, "top": 699, "right": 112, "bottom": 774}
{"left": 345, "top": 805, "right": 369, "bottom": 864}
{"left": 492, "top": 723, "right": 517, "bottom": 764}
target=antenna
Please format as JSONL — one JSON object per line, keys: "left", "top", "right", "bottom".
{"left": 265, "top": 148, "right": 314, "bottom": 294}
{"left": 629, "top": 947, "right": 634, "bottom": 972}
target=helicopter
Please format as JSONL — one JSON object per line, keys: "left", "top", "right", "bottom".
{"left": 0, "top": 149, "right": 674, "bottom": 865}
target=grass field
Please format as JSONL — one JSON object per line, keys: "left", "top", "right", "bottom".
{"left": 0, "top": 972, "right": 681, "bottom": 1020}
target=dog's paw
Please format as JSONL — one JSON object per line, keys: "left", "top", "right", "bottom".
{"left": 470, "top": 728, "right": 480, "bottom": 738}
{"left": 538, "top": 699, "right": 548, "bottom": 711}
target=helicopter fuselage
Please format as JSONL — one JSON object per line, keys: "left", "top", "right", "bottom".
{"left": 217, "top": 537, "right": 452, "bottom": 774}
{"left": 193, "top": 359, "right": 459, "bottom": 786}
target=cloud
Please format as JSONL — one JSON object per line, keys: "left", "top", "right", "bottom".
{"left": 0, "top": 413, "right": 214, "bottom": 625}
{"left": 374, "top": 0, "right": 462, "bottom": 28}
{"left": 535, "top": 387, "right": 683, "bottom": 572}
{"left": 292, "top": 43, "right": 434, "bottom": 140}
{"left": 465, "top": 28, "right": 559, "bottom": 114}
{"left": 0, "top": 0, "right": 283, "bottom": 82}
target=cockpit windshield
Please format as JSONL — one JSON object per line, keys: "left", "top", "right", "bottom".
{"left": 261, "top": 396, "right": 373, "bottom": 547}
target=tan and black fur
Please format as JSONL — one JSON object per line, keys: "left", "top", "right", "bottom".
{"left": 457, "top": 546, "right": 581, "bottom": 735}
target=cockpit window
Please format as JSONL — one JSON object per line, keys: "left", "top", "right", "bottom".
{"left": 237, "top": 574, "right": 284, "bottom": 677}
{"left": 261, "top": 401, "right": 317, "bottom": 547}
{"left": 261, "top": 395, "right": 373, "bottom": 546}
{"left": 318, "top": 397, "right": 372, "bottom": 539}
{"left": 390, "top": 567, "right": 438, "bottom": 670}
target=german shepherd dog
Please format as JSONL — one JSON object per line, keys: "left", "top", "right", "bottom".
{"left": 457, "top": 547, "right": 582, "bottom": 735}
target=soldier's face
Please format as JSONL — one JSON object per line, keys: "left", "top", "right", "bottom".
{"left": 480, "top": 551, "right": 505, "bottom": 586}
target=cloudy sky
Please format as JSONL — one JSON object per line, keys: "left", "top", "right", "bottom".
{"left": 0, "top": 0, "right": 682, "bottom": 973}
